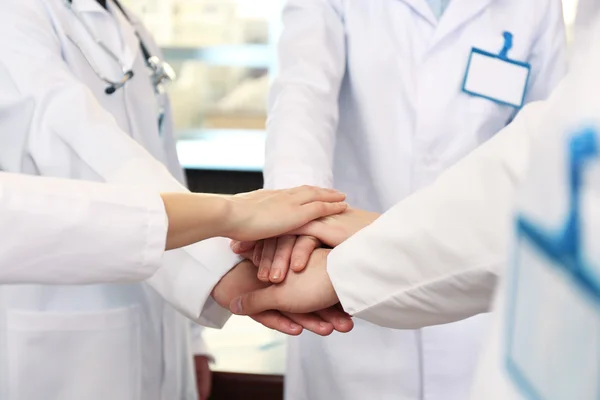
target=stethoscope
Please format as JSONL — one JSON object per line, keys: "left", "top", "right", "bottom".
{"left": 64, "top": 0, "right": 175, "bottom": 96}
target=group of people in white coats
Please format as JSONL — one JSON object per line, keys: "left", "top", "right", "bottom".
{"left": 249, "top": 0, "right": 566, "bottom": 399}
{"left": 1, "top": 0, "right": 599, "bottom": 400}
{"left": 0, "top": 1, "right": 353, "bottom": 399}
{"left": 228, "top": 1, "right": 600, "bottom": 400}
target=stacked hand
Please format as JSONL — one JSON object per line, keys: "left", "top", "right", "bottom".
{"left": 219, "top": 204, "right": 380, "bottom": 336}
{"left": 230, "top": 207, "right": 380, "bottom": 282}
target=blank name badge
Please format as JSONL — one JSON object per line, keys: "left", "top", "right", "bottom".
{"left": 462, "top": 32, "right": 531, "bottom": 108}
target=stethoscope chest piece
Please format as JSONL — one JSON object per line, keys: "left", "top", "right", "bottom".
{"left": 147, "top": 56, "right": 176, "bottom": 95}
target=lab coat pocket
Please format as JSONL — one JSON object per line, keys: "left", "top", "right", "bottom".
{"left": 6, "top": 306, "right": 142, "bottom": 400}
{"left": 466, "top": 96, "right": 514, "bottom": 144}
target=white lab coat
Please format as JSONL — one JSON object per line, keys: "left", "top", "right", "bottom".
{"left": 0, "top": 172, "right": 167, "bottom": 285}
{"left": 0, "top": 1, "right": 239, "bottom": 399}
{"left": 570, "top": 0, "right": 600, "bottom": 63}
{"left": 327, "top": 10, "right": 600, "bottom": 400}
{"left": 265, "top": 1, "right": 566, "bottom": 399}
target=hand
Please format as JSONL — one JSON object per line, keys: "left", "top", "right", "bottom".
{"left": 222, "top": 186, "right": 348, "bottom": 241}
{"left": 291, "top": 208, "right": 380, "bottom": 247}
{"left": 212, "top": 260, "right": 352, "bottom": 335}
{"left": 195, "top": 356, "right": 212, "bottom": 400}
{"left": 229, "top": 249, "right": 346, "bottom": 319}
{"left": 230, "top": 208, "right": 378, "bottom": 272}
{"left": 249, "top": 235, "right": 321, "bottom": 283}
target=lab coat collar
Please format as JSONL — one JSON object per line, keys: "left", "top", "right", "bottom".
{"left": 107, "top": 0, "right": 141, "bottom": 72}
{"left": 397, "top": 0, "right": 438, "bottom": 26}
{"left": 397, "top": 0, "right": 497, "bottom": 44}
{"left": 71, "top": 0, "right": 107, "bottom": 14}
{"left": 430, "top": 0, "right": 497, "bottom": 45}
{"left": 68, "top": 0, "right": 140, "bottom": 72}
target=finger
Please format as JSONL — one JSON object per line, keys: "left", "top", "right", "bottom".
{"left": 287, "top": 185, "right": 341, "bottom": 196}
{"left": 238, "top": 249, "right": 255, "bottom": 260}
{"left": 292, "top": 185, "right": 347, "bottom": 204}
{"left": 288, "top": 221, "right": 318, "bottom": 237}
{"left": 316, "top": 307, "right": 354, "bottom": 333}
{"left": 199, "top": 373, "right": 211, "bottom": 400}
{"left": 290, "top": 236, "right": 320, "bottom": 272}
{"left": 195, "top": 356, "right": 212, "bottom": 400}
{"left": 283, "top": 312, "right": 334, "bottom": 336}
{"left": 269, "top": 236, "right": 296, "bottom": 282}
{"left": 258, "top": 238, "right": 277, "bottom": 282}
{"left": 231, "top": 240, "right": 256, "bottom": 254}
{"left": 252, "top": 240, "right": 264, "bottom": 267}
{"left": 231, "top": 240, "right": 255, "bottom": 261}
{"left": 230, "top": 287, "right": 277, "bottom": 316}
{"left": 251, "top": 310, "right": 302, "bottom": 336}
{"left": 299, "top": 202, "right": 348, "bottom": 224}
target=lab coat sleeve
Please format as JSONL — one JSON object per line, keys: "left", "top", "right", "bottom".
{"left": 327, "top": 100, "right": 548, "bottom": 329}
{"left": 0, "top": 0, "right": 239, "bottom": 328}
{"left": 263, "top": 0, "right": 346, "bottom": 189}
{"left": 571, "top": 0, "right": 600, "bottom": 64}
{"left": 0, "top": 172, "right": 167, "bottom": 285}
{"left": 523, "top": 0, "right": 567, "bottom": 103}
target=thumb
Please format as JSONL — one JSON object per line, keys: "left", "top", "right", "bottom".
{"left": 289, "top": 220, "right": 319, "bottom": 237}
{"left": 300, "top": 202, "right": 347, "bottom": 224}
{"left": 230, "top": 240, "right": 256, "bottom": 254}
{"left": 230, "top": 287, "right": 278, "bottom": 315}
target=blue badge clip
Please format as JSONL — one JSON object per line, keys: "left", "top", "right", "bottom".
{"left": 499, "top": 31, "right": 513, "bottom": 60}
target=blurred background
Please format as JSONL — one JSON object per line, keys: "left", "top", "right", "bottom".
{"left": 124, "top": 0, "right": 282, "bottom": 172}
{"left": 121, "top": 0, "right": 581, "bottom": 172}
{"left": 121, "top": 0, "right": 582, "bottom": 392}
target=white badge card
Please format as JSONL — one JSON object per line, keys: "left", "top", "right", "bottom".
{"left": 505, "top": 129, "right": 600, "bottom": 400}
{"left": 462, "top": 32, "right": 531, "bottom": 108}
{"left": 506, "top": 231, "right": 600, "bottom": 400}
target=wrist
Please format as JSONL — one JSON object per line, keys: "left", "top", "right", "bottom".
{"left": 210, "top": 260, "right": 257, "bottom": 308}
{"left": 322, "top": 249, "right": 340, "bottom": 303}
{"left": 367, "top": 211, "right": 381, "bottom": 224}
{"left": 206, "top": 195, "right": 235, "bottom": 238}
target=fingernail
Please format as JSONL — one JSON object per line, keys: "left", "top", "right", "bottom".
{"left": 231, "top": 297, "right": 242, "bottom": 314}
{"left": 258, "top": 268, "right": 268, "bottom": 280}
{"left": 319, "top": 322, "right": 330, "bottom": 329}
{"left": 288, "top": 321, "right": 301, "bottom": 331}
{"left": 338, "top": 318, "right": 350, "bottom": 326}
{"left": 231, "top": 242, "right": 240, "bottom": 252}
{"left": 271, "top": 270, "right": 281, "bottom": 281}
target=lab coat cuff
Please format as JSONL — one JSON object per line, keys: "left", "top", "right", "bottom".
{"left": 147, "top": 237, "right": 242, "bottom": 328}
{"left": 140, "top": 195, "right": 169, "bottom": 278}
{"left": 326, "top": 247, "right": 371, "bottom": 316}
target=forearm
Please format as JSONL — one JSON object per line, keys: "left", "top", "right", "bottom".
{"left": 264, "top": 0, "right": 345, "bottom": 189}
{"left": 328, "top": 100, "right": 548, "bottom": 329}
{"left": 0, "top": 172, "right": 167, "bottom": 284}
{"left": 161, "top": 193, "right": 232, "bottom": 251}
